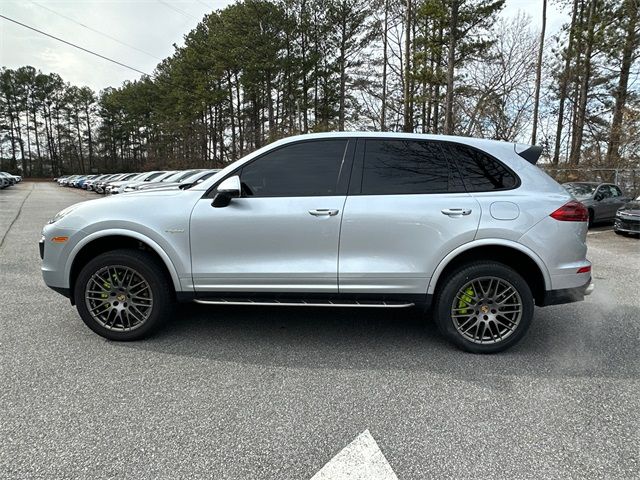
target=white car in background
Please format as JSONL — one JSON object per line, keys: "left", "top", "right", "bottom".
{"left": 134, "top": 169, "right": 220, "bottom": 192}
{"left": 116, "top": 171, "right": 176, "bottom": 194}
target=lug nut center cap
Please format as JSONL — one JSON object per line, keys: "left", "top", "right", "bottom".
{"left": 117, "top": 294, "right": 126, "bottom": 302}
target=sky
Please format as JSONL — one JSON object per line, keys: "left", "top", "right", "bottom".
{"left": 0, "top": 0, "right": 569, "bottom": 93}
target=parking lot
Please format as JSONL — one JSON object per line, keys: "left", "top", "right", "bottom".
{"left": 1, "top": 181, "right": 639, "bottom": 479}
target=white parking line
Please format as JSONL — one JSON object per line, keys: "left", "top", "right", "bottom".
{"left": 311, "top": 430, "right": 398, "bottom": 480}
{"left": 587, "top": 229, "right": 613, "bottom": 235}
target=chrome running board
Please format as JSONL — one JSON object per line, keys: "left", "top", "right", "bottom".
{"left": 193, "top": 298, "right": 414, "bottom": 308}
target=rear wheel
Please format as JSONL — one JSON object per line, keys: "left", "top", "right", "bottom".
{"left": 433, "top": 262, "right": 534, "bottom": 353}
{"left": 74, "top": 249, "right": 174, "bottom": 340}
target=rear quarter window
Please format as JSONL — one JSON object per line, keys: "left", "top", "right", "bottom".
{"left": 445, "top": 144, "right": 518, "bottom": 191}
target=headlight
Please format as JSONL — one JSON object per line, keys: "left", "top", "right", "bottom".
{"left": 48, "top": 204, "right": 80, "bottom": 224}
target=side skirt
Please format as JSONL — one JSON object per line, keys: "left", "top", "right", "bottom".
{"left": 179, "top": 291, "right": 432, "bottom": 310}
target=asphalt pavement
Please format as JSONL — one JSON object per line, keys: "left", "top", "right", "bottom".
{"left": 1, "top": 182, "right": 639, "bottom": 479}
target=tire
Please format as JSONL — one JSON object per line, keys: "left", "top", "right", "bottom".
{"left": 433, "top": 261, "right": 534, "bottom": 353}
{"left": 74, "top": 249, "right": 174, "bottom": 340}
{"left": 614, "top": 230, "right": 625, "bottom": 236}
{"left": 587, "top": 209, "right": 595, "bottom": 228}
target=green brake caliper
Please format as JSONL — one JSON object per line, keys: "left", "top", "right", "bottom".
{"left": 457, "top": 287, "right": 475, "bottom": 314}
{"left": 102, "top": 280, "right": 111, "bottom": 299}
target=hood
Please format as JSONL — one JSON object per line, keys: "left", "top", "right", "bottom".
{"left": 137, "top": 182, "right": 181, "bottom": 191}
{"left": 618, "top": 201, "right": 640, "bottom": 214}
{"left": 107, "top": 180, "right": 135, "bottom": 187}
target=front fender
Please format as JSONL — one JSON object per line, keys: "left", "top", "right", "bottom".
{"left": 64, "top": 228, "right": 184, "bottom": 292}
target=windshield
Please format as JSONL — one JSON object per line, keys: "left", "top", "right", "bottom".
{"left": 563, "top": 183, "right": 597, "bottom": 197}
{"left": 141, "top": 171, "right": 166, "bottom": 182}
{"left": 180, "top": 170, "right": 220, "bottom": 189}
{"left": 173, "top": 169, "right": 202, "bottom": 182}
{"left": 160, "top": 170, "right": 199, "bottom": 183}
{"left": 153, "top": 171, "right": 177, "bottom": 182}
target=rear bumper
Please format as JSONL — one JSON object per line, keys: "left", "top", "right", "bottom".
{"left": 539, "top": 277, "right": 593, "bottom": 306}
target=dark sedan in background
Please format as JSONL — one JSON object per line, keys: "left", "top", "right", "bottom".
{"left": 614, "top": 198, "right": 640, "bottom": 237}
{"left": 563, "top": 182, "right": 631, "bottom": 226}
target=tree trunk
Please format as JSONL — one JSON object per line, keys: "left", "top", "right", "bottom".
{"left": 403, "top": 0, "right": 413, "bottom": 132}
{"left": 552, "top": 0, "right": 579, "bottom": 165}
{"left": 444, "top": 0, "right": 459, "bottom": 135}
{"left": 227, "top": 73, "right": 237, "bottom": 160}
{"left": 605, "top": 0, "right": 638, "bottom": 166}
{"left": 84, "top": 105, "right": 94, "bottom": 172}
{"left": 33, "top": 107, "right": 42, "bottom": 176}
{"left": 569, "top": 0, "right": 597, "bottom": 166}
{"left": 338, "top": 10, "right": 348, "bottom": 131}
{"left": 531, "top": 0, "right": 547, "bottom": 145}
{"left": 381, "top": 0, "right": 389, "bottom": 131}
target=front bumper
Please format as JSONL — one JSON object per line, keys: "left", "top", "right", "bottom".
{"left": 539, "top": 277, "right": 594, "bottom": 306}
{"left": 614, "top": 216, "right": 640, "bottom": 234}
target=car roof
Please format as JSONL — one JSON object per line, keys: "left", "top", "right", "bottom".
{"left": 273, "top": 131, "right": 516, "bottom": 149}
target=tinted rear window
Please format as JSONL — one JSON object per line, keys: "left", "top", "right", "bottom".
{"left": 446, "top": 144, "right": 518, "bottom": 191}
{"left": 362, "top": 139, "right": 462, "bottom": 194}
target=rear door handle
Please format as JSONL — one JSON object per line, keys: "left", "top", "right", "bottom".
{"left": 441, "top": 208, "right": 472, "bottom": 217}
{"left": 309, "top": 209, "right": 339, "bottom": 217}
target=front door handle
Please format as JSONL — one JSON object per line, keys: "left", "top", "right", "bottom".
{"left": 441, "top": 208, "right": 472, "bottom": 217}
{"left": 309, "top": 209, "right": 339, "bottom": 217}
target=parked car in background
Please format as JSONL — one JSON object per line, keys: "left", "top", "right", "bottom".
{"left": 41, "top": 132, "right": 594, "bottom": 353}
{"left": 614, "top": 197, "right": 640, "bottom": 237}
{"left": 110, "top": 171, "right": 168, "bottom": 194}
{"left": 94, "top": 174, "right": 125, "bottom": 193}
{"left": 103, "top": 173, "right": 148, "bottom": 194}
{"left": 117, "top": 171, "right": 176, "bottom": 194}
{"left": 132, "top": 169, "right": 206, "bottom": 192}
{"left": 563, "top": 182, "right": 630, "bottom": 226}
{"left": 84, "top": 174, "right": 110, "bottom": 191}
{"left": 0, "top": 173, "right": 10, "bottom": 189}
{"left": 0, "top": 171, "right": 22, "bottom": 187}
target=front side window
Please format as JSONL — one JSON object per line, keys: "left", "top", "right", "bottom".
{"left": 446, "top": 144, "right": 518, "bottom": 191}
{"left": 361, "top": 139, "right": 458, "bottom": 195}
{"left": 240, "top": 140, "right": 348, "bottom": 197}
{"left": 596, "top": 186, "right": 612, "bottom": 200}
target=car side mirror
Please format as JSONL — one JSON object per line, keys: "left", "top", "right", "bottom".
{"left": 212, "top": 175, "right": 241, "bottom": 208}
{"left": 594, "top": 193, "right": 603, "bottom": 202}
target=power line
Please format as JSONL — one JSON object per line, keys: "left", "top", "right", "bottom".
{"left": 0, "top": 14, "right": 151, "bottom": 77}
{"left": 29, "top": 1, "right": 163, "bottom": 61}
{"left": 157, "top": 0, "right": 199, "bottom": 21}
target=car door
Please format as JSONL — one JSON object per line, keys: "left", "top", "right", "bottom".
{"left": 189, "top": 138, "right": 354, "bottom": 293}
{"left": 338, "top": 138, "right": 481, "bottom": 296}
{"left": 607, "top": 185, "right": 627, "bottom": 217}
{"left": 592, "top": 185, "right": 611, "bottom": 221}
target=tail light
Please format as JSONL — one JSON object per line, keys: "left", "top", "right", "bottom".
{"left": 550, "top": 201, "right": 589, "bottom": 222}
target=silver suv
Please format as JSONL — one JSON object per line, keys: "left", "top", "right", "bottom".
{"left": 40, "top": 133, "right": 593, "bottom": 353}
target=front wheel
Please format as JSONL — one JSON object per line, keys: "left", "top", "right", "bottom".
{"left": 74, "top": 249, "right": 174, "bottom": 340}
{"left": 433, "top": 262, "right": 534, "bottom": 353}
